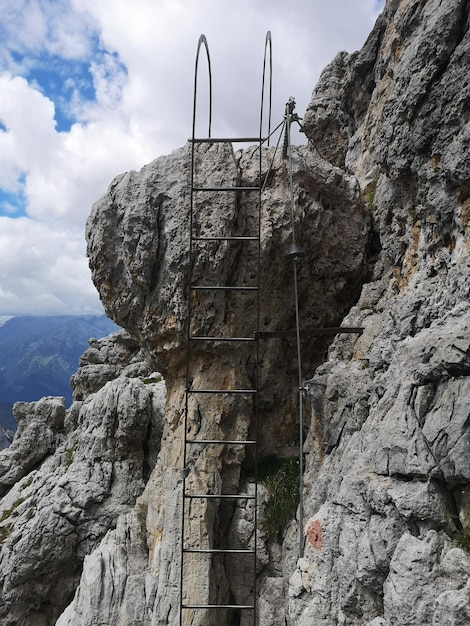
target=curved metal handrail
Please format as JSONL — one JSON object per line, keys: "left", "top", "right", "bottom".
{"left": 260, "top": 31, "right": 273, "bottom": 145}
{"left": 192, "top": 34, "right": 212, "bottom": 140}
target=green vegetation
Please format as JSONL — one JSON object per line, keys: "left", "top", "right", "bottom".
{"left": 455, "top": 527, "right": 470, "bottom": 551}
{"left": 144, "top": 375, "right": 163, "bottom": 384}
{"left": 0, "top": 495, "right": 29, "bottom": 543}
{"left": 65, "top": 443, "right": 76, "bottom": 467}
{"left": 0, "top": 497, "right": 28, "bottom": 524}
{"left": 259, "top": 456, "right": 300, "bottom": 539}
{"left": 363, "top": 180, "right": 378, "bottom": 209}
{"left": 371, "top": 603, "right": 385, "bottom": 619}
{"left": 0, "top": 524, "right": 12, "bottom": 544}
{"left": 21, "top": 476, "right": 34, "bottom": 490}
{"left": 136, "top": 502, "right": 148, "bottom": 533}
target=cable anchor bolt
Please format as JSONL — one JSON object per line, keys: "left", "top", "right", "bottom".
{"left": 286, "top": 242, "right": 303, "bottom": 259}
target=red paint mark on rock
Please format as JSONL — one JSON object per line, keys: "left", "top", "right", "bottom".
{"left": 306, "top": 520, "right": 323, "bottom": 550}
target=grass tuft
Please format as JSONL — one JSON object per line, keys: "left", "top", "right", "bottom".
{"left": 455, "top": 527, "right": 470, "bottom": 551}
{"left": 259, "top": 456, "right": 300, "bottom": 539}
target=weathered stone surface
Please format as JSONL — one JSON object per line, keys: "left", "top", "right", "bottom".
{"left": 0, "top": 332, "right": 165, "bottom": 625}
{"left": 56, "top": 509, "right": 151, "bottom": 626}
{"left": 70, "top": 329, "right": 149, "bottom": 401}
{"left": 0, "top": 396, "right": 65, "bottom": 496}
{"left": 286, "top": 0, "right": 470, "bottom": 623}
{"left": 86, "top": 142, "right": 368, "bottom": 388}
{"left": 79, "top": 121, "right": 369, "bottom": 623}
{"left": 2, "top": 0, "right": 470, "bottom": 624}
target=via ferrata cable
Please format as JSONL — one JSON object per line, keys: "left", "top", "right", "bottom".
{"left": 284, "top": 97, "right": 305, "bottom": 559}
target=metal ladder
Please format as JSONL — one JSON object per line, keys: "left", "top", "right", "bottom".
{"left": 179, "top": 33, "right": 272, "bottom": 625}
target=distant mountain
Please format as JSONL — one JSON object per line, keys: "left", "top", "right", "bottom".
{"left": 0, "top": 315, "right": 120, "bottom": 440}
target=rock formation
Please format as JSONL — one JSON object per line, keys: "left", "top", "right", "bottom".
{"left": 0, "top": 0, "right": 469, "bottom": 624}
{"left": 292, "top": 0, "right": 470, "bottom": 623}
{"left": 0, "top": 332, "right": 166, "bottom": 625}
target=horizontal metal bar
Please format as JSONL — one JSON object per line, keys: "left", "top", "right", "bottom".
{"left": 255, "top": 326, "right": 364, "bottom": 339}
{"left": 193, "top": 186, "right": 260, "bottom": 192}
{"left": 191, "top": 136, "right": 262, "bottom": 143}
{"left": 186, "top": 388, "right": 256, "bottom": 394}
{"left": 186, "top": 439, "right": 256, "bottom": 445}
{"left": 183, "top": 548, "right": 255, "bottom": 554}
{"left": 182, "top": 604, "right": 254, "bottom": 610}
{"left": 192, "top": 236, "right": 258, "bottom": 241}
{"left": 190, "top": 285, "right": 258, "bottom": 291}
{"left": 189, "top": 336, "right": 255, "bottom": 342}
{"left": 184, "top": 493, "right": 256, "bottom": 500}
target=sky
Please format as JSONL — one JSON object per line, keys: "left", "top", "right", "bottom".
{"left": 0, "top": 0, "right": 385, "bottom": 316}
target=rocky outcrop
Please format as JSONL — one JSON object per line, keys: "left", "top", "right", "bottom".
{"left": 0, "top": 396, "right": 65, "bottom": 496}
{"left": 0, "top": 331, "right": 165, "bottom": 625}
{"left": 70, "top": 329, "right": 150, "bottom": 401}
{"left": 290, "top": 0, "right": 470, "bottom": 623}
{"left": 85, "top": 142, "right": 368, "bottom": 394}
{"left": 81, "top": 130, "right": 369, "bottom": 624}
{"left": 0, "top": 428, "right": 13, "bottom": 452}
{"left": 1, "top": 0, "right": 469, "bottom": 624}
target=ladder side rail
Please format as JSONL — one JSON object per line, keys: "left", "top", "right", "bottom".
{"left": 251, "top": 30, "right": 273, "bottom": 624}
{"left": 260, "top": 31, "right": 273, "bottom": 146}
{"left": 181, "top": 31, "right": 273, "bottom": 623}
{"left": 285, "top": 98, "right": 305, "bottom": 559}
{"left": 180, "top": 33, "right": 213, "bottom": 626}
{"left": 192, "top": 34, "right": 212, "bottom": 140}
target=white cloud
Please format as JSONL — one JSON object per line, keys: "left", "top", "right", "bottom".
{"left": 72, "top": 0, "right": 383, "bottom": 146}
{"left": 0, "top": 0, "right": 96, "bottom": 65}
{"left": 0, "top": 72, "right": 154, "bottom": 225}
{"left": 0, "top": 217, "right": 101, "bottom": 315}
{"left": 0, "top": 0, "right": 384, "bottom": 315}
{"left": 0, "top": 74, "right": 57, "bottom": 183}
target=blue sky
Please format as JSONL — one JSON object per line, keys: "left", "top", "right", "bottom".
{"left": 0, "top": 0, "right": 385, "bottom": 316}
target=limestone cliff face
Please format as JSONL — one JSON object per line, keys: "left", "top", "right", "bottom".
{"left": 0, "top": 0, "right": 469, "bottom": 624}
{"left": 81, "top": 135, "right": 368, "bottom": 626}
{"left": 294, "top": 0, "right": 470, "bottom": 624}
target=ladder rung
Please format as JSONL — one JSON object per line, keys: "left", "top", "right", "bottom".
{"left": 184, "top": 493, "right": 256, "bottom": 500}
{"left": 193, "top": 186, "right": 260, "bottom": 192}
{"left": 182, "top": 604, "right": 254, "bottom": 610}
{"left": 186, "top": 388, "right": 256, "bottom": 394}
{"left": 192, "top": 236, "right": 258, "bottom": 241}
{"left": 190, "top": 285, "right": 258, "bottom": 291}
{"left": 186, "top": 439, "right": 256, "bottom": 445}
{"left": 183, "top": 548, "right": 254, "bottom": 554}
{"left": 189, "top": 336, "right": 255, "bottom": 342}
{"left": 191, "top": 136, "right": 262, "bottom": 143}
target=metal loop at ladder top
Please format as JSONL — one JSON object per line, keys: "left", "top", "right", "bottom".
{"left": 179, "top": 32, "right": 272, "bottom": 626}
